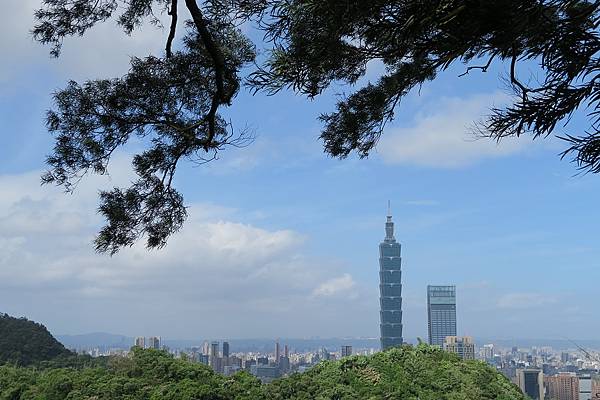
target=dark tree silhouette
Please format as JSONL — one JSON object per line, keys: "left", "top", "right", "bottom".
{"left": 34, "top": 1, "right": 255, "bottom": 254}
{"left": 33, "top": 0, "right": 600, "bottom": 253}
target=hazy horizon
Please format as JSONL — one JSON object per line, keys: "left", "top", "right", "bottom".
{"left": 55, "top": 331, "right": 600, "bottom": 343}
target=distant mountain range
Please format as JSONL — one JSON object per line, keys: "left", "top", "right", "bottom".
{"left": 56, "top": 333, "right": 600, "bottom": 352}
{"left": 57, "top": 332, "right": 134, "bottom": 350}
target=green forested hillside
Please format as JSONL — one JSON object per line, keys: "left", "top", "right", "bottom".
{"left": 0, "top": 345, "right": 526, "bottom": 400}
{"left": 0, "top": 314, "right": 73, "bottom": 366}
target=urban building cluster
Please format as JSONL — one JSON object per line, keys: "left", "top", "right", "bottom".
{"left": 379, "top": 210, "right": 600, "bottom": 399}
{"left": 74, "top": 327, "right": 600, "bottom": 398}
{"left": 484, "top": 346, "right": 600, "bottom": 399}
{"left": 75, "top": 340, "right": 370, "bottom": 382}
{"left": 195, "top": 340, "right": 293, "bottom": 382}
{"left": 170, "top": 340, "right": 366, "bottom": 383}
{"left": 72, "top": 209, "right": 599, "bottom": 398}
{"left": 90, "top": 334, "right": 596, "bottom": 397}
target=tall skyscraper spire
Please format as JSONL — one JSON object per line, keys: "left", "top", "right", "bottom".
{"left": 379, "top": 207, "right": 403, "bottom": 350}
{"left": 385, "top": 203, "right": 395, "bottom": 241}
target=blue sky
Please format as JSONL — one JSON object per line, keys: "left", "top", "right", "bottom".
{"left": 0, "top": 1, "right": 598, "bottom": 342}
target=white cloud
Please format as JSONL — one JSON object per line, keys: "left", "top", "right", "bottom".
{"left": 1, "top": 0, "right": 171, "bottom": 84}
{"left": 378, "top": 93, "right": 532, "bottom": 167}
{"left": 312, "top": 274, "right": 356, "bottom": 298}
{"left": 0, "top": 165, "right": 370, "bottom": 338}
{"left": 497, "top": 293, "right": 558, "bottom": 309}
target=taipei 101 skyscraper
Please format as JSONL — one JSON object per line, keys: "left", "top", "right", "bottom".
{"left": 379, "top": 203, "right": 403, "bottom": 350}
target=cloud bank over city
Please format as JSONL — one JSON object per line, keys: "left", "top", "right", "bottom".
{"left": 0, "top": 164, "right": 377, "bottom": 338}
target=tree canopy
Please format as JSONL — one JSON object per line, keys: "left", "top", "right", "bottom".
{"left": 0, "top": 345, "right": 526, "bottom": 399}
{"left": 33, "top": 0, "right": 600, "bottom": 253}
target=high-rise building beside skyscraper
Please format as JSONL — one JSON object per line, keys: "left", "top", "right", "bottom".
{"left": 427, "top": 285, "right": 457, "bottom": 347}
{"left": 275, "top": 340, "right": 281, "bottom": 360}
{"left": 379, "top": 205, "right": 403, "bottom": 350}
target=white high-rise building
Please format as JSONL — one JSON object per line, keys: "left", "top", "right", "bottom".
{"left": 134, "top": 336, "right": 145, "bottom": 348}
{"left": 148, "top": 336, "right": 161, "bottom": 349}
{"left": 482, "top": 344, "right": 494, "bottom": 360}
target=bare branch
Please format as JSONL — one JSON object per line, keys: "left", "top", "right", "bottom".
{"left": 166, "top": 0, "right": 178, "bottom": 58}
{"left": 184, "top": 0, "right": 230, "bottom": 148}
{"left": 510, "top": 46, "right": 530, "bottom": 103}
{"left": 458, "top": 52, "right": 498, "bottom": 77}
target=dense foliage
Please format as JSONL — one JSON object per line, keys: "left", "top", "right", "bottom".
{"left": 0, "top": 345, "right": 526, "bottom": 399}
{"left": 263, "top": 345, "right": 526, "bottom": 400}
{"left": 0, "top": 314, "right": 73, "bottom": 366}
{"left": 0, "top": 348, "right": 262, "bottom": 400}
{"left": 32, "top": 0, "right": 600, "bottom": 253}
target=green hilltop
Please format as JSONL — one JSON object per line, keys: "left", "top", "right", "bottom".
{"left": 0, "top": 313, "right": 73, "bottom": 366}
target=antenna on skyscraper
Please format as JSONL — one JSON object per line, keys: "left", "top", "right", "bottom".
{"left": 387, "top": 200, "right": 391, "bottom": 217}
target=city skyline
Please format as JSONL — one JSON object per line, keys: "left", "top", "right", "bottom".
{"left": 66, "top": 330, "right": 600, "bottom": 392}
{"left": 54, "top": 306, "right": 600, "bottom": 396}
